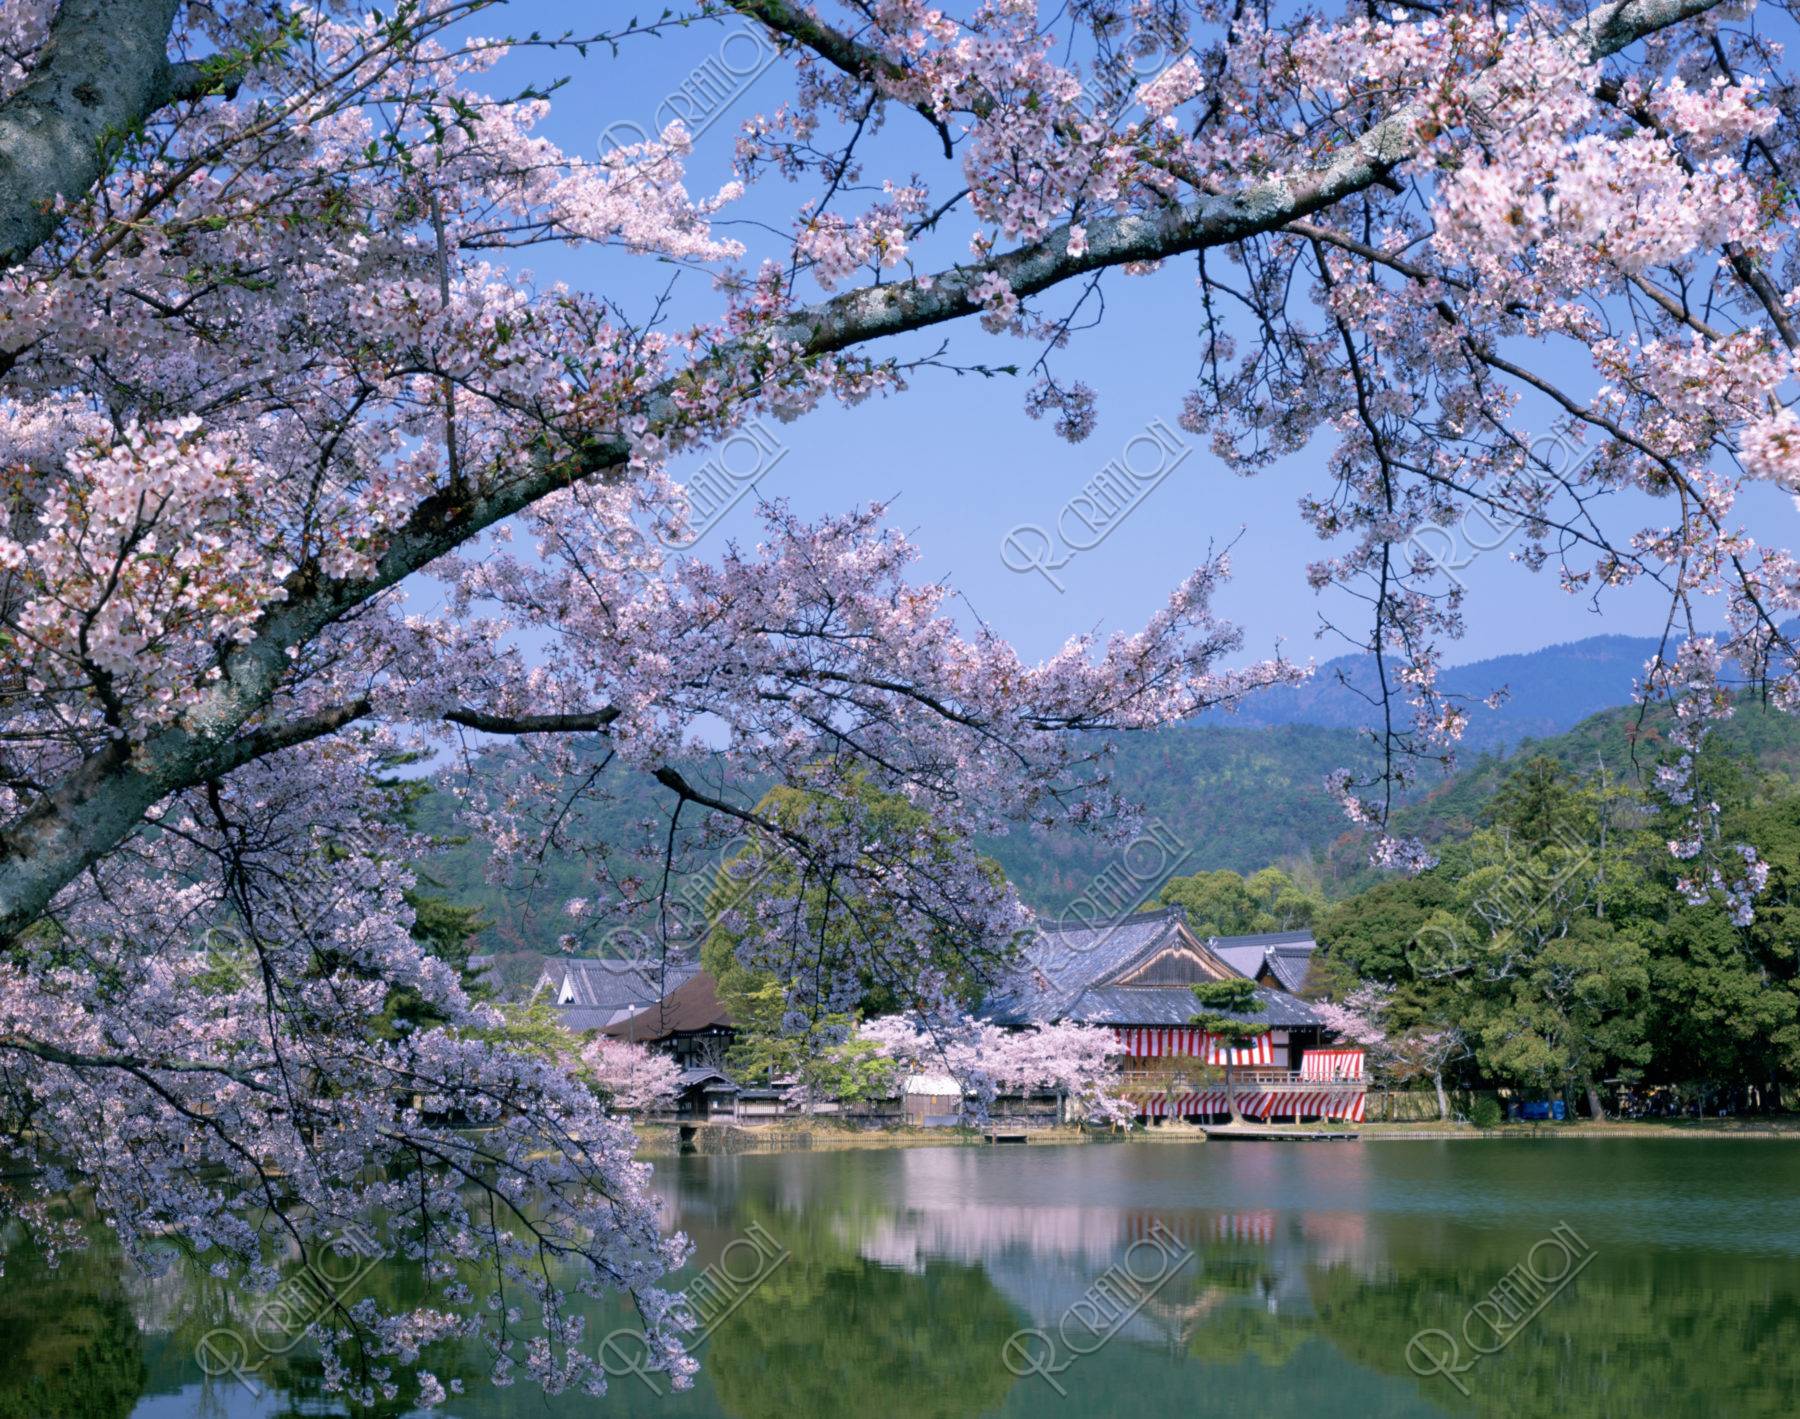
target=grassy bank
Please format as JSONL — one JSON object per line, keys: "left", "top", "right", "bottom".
{"left": 1350, "top": 1116, "right": 1800, "bottom": 1140}
{"left": 633, "top": 1119, "right": 1106, "bottom": 1156}
{"left": 632, "top": 1114, "right": 1800, "bottom": 1156}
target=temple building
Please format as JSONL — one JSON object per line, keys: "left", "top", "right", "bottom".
{"left": 601, "top": 969, "right": 737, "bottom": 1072}
{"left": 535, "top": 956, "right": 698, "bottom": 1032}
{"left": 981, "top": 907, "right": 1366, "bottom": 1123}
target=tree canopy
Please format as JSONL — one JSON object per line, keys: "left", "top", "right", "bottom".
{"left": 1315, "top": 754, "right": 1800, "bottom": 1112}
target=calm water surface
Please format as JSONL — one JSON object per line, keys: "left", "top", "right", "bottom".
{"left": 5, "top": 1138, "right": 1798, "bottom": 1418}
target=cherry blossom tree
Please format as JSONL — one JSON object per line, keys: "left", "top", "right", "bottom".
{"left": 0, "top": 0, "right": 1796, "bottom": 1402}
{"left": 580, "top": 1034, "right": 685, "bottom": 1114}
{"left": 1395, "top": 1027, "right": 1474, "bottom": 1121}
{"left": 860, "top": 1012, "right": 1131, "bottom": 1123}
{"left": 1317, "top": 982, "right": 1468, "bottom": 1117}
{"left": 1313, "top": 983, "right": 1396, "bottom": 1064}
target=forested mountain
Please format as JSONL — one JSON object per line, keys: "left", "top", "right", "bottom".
{"left": 985, "top": 697, "right": 1800, "bottom": 909}
{"left": 419, "top": 633, "right": 1800, "bottom": 953}
{"left": 417, "top": 722, "right": 1384, "bottom": 955}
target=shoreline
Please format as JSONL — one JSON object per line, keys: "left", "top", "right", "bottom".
{"left": 633, "top": 1114, "right": 1800, "bottom": 1156}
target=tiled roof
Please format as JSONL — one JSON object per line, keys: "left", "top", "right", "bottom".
{"left": 980, "top": 910, "right": 1321, "bottom": 1029}
{"left": 603, "top": 970, "right": 732, "bottom": 1042}
{"left": 1055, "top": 984, "right": 1320, "bottom": 1028}
{"left": 539, "top": 956, "right": 698, "bottom": 1029}
{"left": 1261, "top": 944, "right": 1316, "bottom": 993}
{"left": 1210, "top": 928, "right": 1320, "bottom": 949}
{"left": 557, "top": 1006, "right": 638, "bottom": 1033}
{"left": 1209, "top": 942, "right": 1267, "bottom": 978}
{"left": 1202, "top": 930, "right": 1318, "bottom": 992}
{"left": 1025, "top": 905, "right": 1192, "bottom": 985}
{"left": 982, "top": 907, "right": 1191, "bottom": 1023}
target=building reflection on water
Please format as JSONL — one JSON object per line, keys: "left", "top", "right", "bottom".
{"left": 3, "top": 1141, "right": 1799, "bottom": 1419}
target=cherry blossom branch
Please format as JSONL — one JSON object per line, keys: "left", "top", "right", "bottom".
{"left": 0, "top": 0, "right": 1742, "bottom": 942}
{"left": 0, "top": 1034, "right": 275, "bottom": 1085}
{"left": 443, "top": 706, "right": 623, "bottom": 735}
{"left": 725, "top": 0, "right": 955, "bottom": 157}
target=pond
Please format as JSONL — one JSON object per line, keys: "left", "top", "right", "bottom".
{"left": 4, "top": 1137, "right": 1798, "bottom": 1418}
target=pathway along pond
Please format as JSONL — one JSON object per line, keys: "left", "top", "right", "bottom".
{"left": 4, "top": 1138, "right": 1798, "bottom": 1418}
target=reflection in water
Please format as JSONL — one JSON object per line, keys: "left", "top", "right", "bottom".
{"left": 0, "top": 1231, "right": 143, "bottom": 1419}
{"left": 0, "top": 1139, "right": 1796, "bottom": 1417}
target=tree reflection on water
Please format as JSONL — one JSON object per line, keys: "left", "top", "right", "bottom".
{"left": 1, "top": 1141, "right": 1798, "bottom": 1418}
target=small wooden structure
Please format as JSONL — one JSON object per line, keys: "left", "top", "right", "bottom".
{"left": 671, "top": 1067, "right": 740, "bottom": 1121}
{"left": 901, "top": 1073, "right": 964, "bottom": 1126}
{"left": 734, "top": 1085, "right": 787, "bottom": 1122}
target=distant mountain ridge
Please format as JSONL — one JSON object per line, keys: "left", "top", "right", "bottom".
{"left": 1228, "top": 622, "right": 1800, "bottom": 752}
{"left": 1224, "top": 633, "right": 1666, "bottom": 751}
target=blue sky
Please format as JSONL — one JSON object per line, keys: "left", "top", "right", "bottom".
{"left": 453, "top": 5, "right": 1796, "bottom": 676}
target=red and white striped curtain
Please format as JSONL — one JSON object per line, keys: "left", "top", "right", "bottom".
{"left": 1299, "top": 1048, "right": 1366, "bottom": 1081}
{"left": 1249, "top": 1089, "right": 1366, "bottom": 1122}
{"left": 1110, "top": 1027, "right": 1273, "bottom": 1065}
{"left": 1129, "top": 1088, "right": 1365, "bottom": 1122}
{"left": 1135, "top": 1089, "right": 1232, "bottom": 1117}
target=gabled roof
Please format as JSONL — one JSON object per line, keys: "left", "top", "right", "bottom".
{"left": 538, "top": 956, "right": 698, "bottom": 1031}
{"left": 602, "top": 970, "right": 733, "bottom": 1043}
{"left": 1021, "top": 905, "right": 1193, "bottom": 991}
{"left": 981, "top": 909, "right": 1320, "bottom": 1029}
{"left": 1208, "top": 930, "right": 1318, "bottom": 993}
{"left": 675, "top": 1067, "right": 739, "bottom": 1092}
{"left": 983, "top": 907, "right": 1228, "bottom": 1023}
{"left": 1261, "top": 944, "right": 1316, "bottom": 993}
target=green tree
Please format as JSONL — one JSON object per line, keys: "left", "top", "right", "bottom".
{"left": 1484, "top": 755, "right": 1593, "bottom": 850}
{"left": 1647, "top": 906, "right": 1800, "bottom": 1098}
{"left": 371, "top": 885, "right": 489, "bottom": 1039}
{"left": 1159, "top": 869, "right": 1257, "bottom": 936}
{"left": 1472, "top": 917, "right": 1650, "bottom": 1119}
{"left": 1190, "top": 978, "right": 1270, "bottom": 1124}
{"left": 1158, "top": 866, "right": 1323, "bottom": 938}
{"left": 1613, "top": 791, "right": 1800, "bottom": 1104}
{"left": 1247, "top": 865, "right": 1324, "bottom": 927}
{"left": 1315, "top": 871, "right": 1458, "bottom": 986}
{"left": 725, "top": 980, "right": 898, "bottom": 1111}
{"left": 1442, "top": 788, "right": 1654, "bottom": 1116}
{"left": 471, "top": 994, "right": 580, "bottom": 1062}
{"left": 703, "top": 774, "right": 1014, "bottom": 1082}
